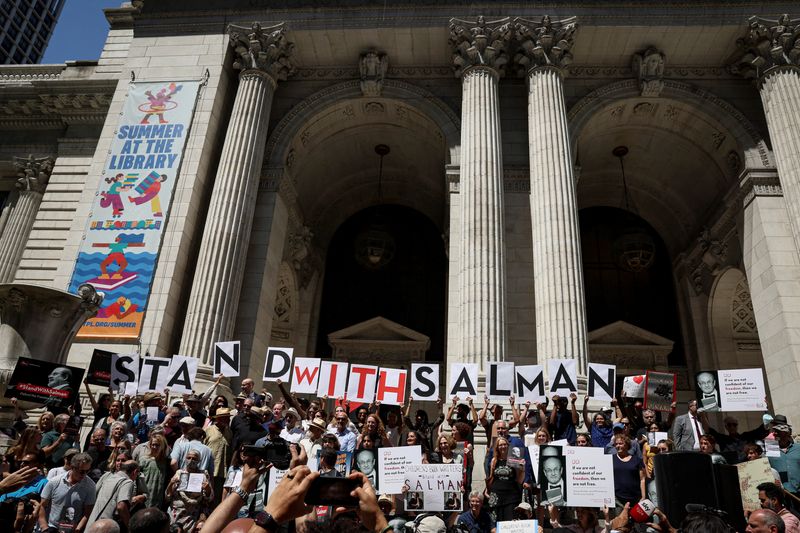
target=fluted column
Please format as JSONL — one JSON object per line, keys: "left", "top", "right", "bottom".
{"left": 516, "top": 16, "right": 587, "bottom": 373}
{"left": 0, "top": 156, "right": 53, "bottom": 283}
{"left": 180, "top": 23, "right": 295, "bottom": 365}
{"left": 449, "top": 17, "right": 511, "bottom": 366}
{"left": 732, "top": 15, "right": 800, "bottom": 251}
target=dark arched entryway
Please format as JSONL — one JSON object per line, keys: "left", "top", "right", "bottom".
{"left": 315, "top": 204, "right": 447, "bottom": 360}
{"left": 580, "top": 206, "right": 685, "bottom": 365}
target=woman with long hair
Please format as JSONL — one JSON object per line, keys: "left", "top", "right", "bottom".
{"left": 37, "top": 412, "right": 54, "bottom": 434}
{"left": 534, "top": 426, "right": 551, "bottom": 445}
{"left": 138, "top": 433, "right": 171, "bottom": 508}
{"left": 486, "top": 437, "right": 524, "bottom": 522}
{"left": 5, "top": 427, "right": 42, "bottom": 472}
{"left": 405, "top": 431, "right": 431, "bottom": 464}
{"left": 357, "top": 413, "right": 392, "bottom": 448}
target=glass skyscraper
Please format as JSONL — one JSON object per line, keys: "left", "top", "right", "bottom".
{"left": 0, "top": 0, "right": 64, "bottom": 64}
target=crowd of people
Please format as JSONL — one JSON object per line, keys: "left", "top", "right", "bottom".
{"left": 0, "top": 376, "right": 798, "bottom": 533}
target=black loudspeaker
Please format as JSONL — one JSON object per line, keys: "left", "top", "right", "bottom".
{"left": 654, "top": 452, "right": 717, "bottom": 526}
{"left": 713, "top": 463, "right": 745, "bottom": 533}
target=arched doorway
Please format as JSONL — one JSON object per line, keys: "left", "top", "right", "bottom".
{"left": 315, "top": 204, "right": 447, "bottom": 360}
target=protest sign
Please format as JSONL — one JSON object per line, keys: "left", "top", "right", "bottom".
{"left": 379, "top": 445, "right": 421, "bottom": 494}
{"left": 317, "top": 361, "right": 348, "bottom": 398}
{"left": 623, "top": 375, "right": 646, "bottom": 398}
{"left": 213, "top": 341, "right": 240, "bottom": 377}
{"left": 178, "top": 472, "right": 205, "bottom": 493}
{"left": 111, "top": 353, "right": 139, "bottom": 392}
{"left": 267, "top": 468, "right": 287, "bottom": 502}
{"left": 376, "top": 367, "right": 407, "bottom": 406}
{"left": 647, "top": 432, "right": 669, "bottom": 446}
{"left": 644, "top": 371, "right": 676, "bottom": 412}
{"left": 695, "top": 370, "right": 722, "bottom": 412}
{"left": 263, "top": 347, "right": 293, "bottom": 382}
{"left": 291, "top": 357, "right": 321, "bottom": 394}
{"left": 354, "top": 449, "right": 379, "bottom": 491}
{"left": 404, "top": 464, "right": 463, "bottom": 511}
{"left": 718, "top": 368, "right": 767, "bottom": 412}
{"left": 347, "top": 365, "right": 378, "bottom": 403}
{"left": 548, "top": 359, "right": 577, "bottom": 395}
{"left": 487, "top": 362, "right": 515, "bottom": 402}
{"left": 764, "top": 438, "right": 780, "bottom": 458}
{"left": 737, "top": 458, "right": 775, "bottom": 512}
{"left": 538, "top": 445, "right": 567, "bottom": 505}
{"left": 5, "top": 357, "right": 84, "bottom": 408}
{"left": 587, "top": 363, "right": 616, "bottom": 402}
{"left": 410, "top": 363, "right": 439, "bottom": 401}
{"left": 313, "top": 450, "right": 352, "bottom": 477}
{"left": 137, "top": 356, "right": 171, "bottom": 393}
{"left": 167, "top": 355, "right": 197, "bottom": 395}
{"left": 564, "top": 446, "right": 615, "bottom": 508}
{"left": 448, "top": 363, "right": 478, "bottom": 398}
{"left": 497, "top": 521, "right": 538, "bottom": 533}
{"left": 146, "top": 406, "right": 160, "bottom": 422}
{"left": 515, "top": 365, "right": 545, "bottom": 403}
{"left": 223, "top": 469, "right": 243, "bottom": 489}
{"left": 86, "top": 349, "right": 114, "bottom": 387}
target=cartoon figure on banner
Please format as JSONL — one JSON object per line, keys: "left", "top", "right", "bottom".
{"left": 99, "top": 173, "right": 137, "bottom": 217}
{"left": 128, "top": 171, "right": 167, "bottom": 217}
{"left": 139, "top": 82, "right": 183, "bottom": 124}
{"left": 96, "top": 296, "right": 139, "bottom": 320}
{"left": 89, "top": 233, "right": 144, "bottom": 290}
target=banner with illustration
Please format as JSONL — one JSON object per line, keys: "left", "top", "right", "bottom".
{"left": 69, "top": 80, "right": 201, "bottom": 339}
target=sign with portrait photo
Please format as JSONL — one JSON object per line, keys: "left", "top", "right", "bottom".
{"left": 353, "top": 449, "right": 379, "bottom": 491}
{"left": 4, "top": 357, "right": 85, "bottom": 408}
{"left": 538, "top": 445, "right": 567, "bottom": 506}
{"left": 403, "top": 463, "right": 463, "bottom": 512}
{"left": 695, "top": 370, "right": 722, "bottom": 412}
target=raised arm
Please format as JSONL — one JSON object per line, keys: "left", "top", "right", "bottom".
{"left": 84, "top": 380, "right": 99, "bottom": 412}
{"left": 468, "top": 396, "right": 478, "bottom": 424}
{"left": 200, "top": 375, "right": 223, "bottom": 402}
{"left": 479, "top": 395, "right": 490, "bottom": 426}
{"left": 582, "top": 395, "right": 592, "bottom": 428}
{"left": 509, "top": 396, "right": 520, "bottom": 429}
{"left": 569, "top": 393, "right": 579, "bottom": 426}
{"left": 277, "top": 380, "right": 307, "bottom": 419}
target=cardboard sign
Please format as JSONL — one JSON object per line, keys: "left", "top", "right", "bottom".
{"left": 404, "top": 464, "right": 463, "bottom": 511}
{"left": 214, "top": 341, "right": 240, "bottom": 377}
{"left": 5, "top": 357, "right": 85, "bottom": 408}
{"left": 137, "top": 356, "right": 171, "bottom": 393}
{"left": 167, "top": 355, "right": 197, "bottom": 395}
{"left": 448, "top": 363, "right": 478, "bottom": 398}
{"left": 410, "top": 363, "right": 439, "bottom": 401}
{"left": 178, "top": 472, "right": 205, "bottom": 493}
{"left": 111, "top": 353, "right": 140, "bottom": 392}
{"left": 317, "top": 361, "right": 348, "bottom": 398}
{"left": 587, "top": 363, "right": 616, "bottom": 402}
{"left": 538, "top": 444, "right": 568, "bottom": 506}
{"left": 86, "top": 349, "right": 114, "bottom": 387}
{"left": 347, "top": 365, "right": 378, "bottom": 403}
{"left": 737, "top": 458, "right": 776, "bottom": 512}
{"left": 376, "top": 368, "right": 407, "bottom": 406}
{"left": 487, "top": 362, "right": 515, "bottom": 402}
{"left": 263, "top": 347, "right": 293, "bottom": 382}
{"left": 291, "top": 357, "right": 321, "bottom": 394}
{"left": 623, "top": 375, "right": 646, "bottom": 398}
{"left": 563, "top": 445, "right": 615, "bottom": 508}
{"left": 695, "top": 370, "right": 722, "bottom": 412}
{"left": 497, "top": 521, "right": 538, "bottom": 533}
{"left": 547, "top": 359, "right": 577, "bottom": 395}
{"left": 515, "top": 365, "right": 545, "bottom": 403}
{"left": 644, "top": 371, "right": 676, "bottom": 412}
{"left": 718, "top": 368, "right": 768, "bottom": 412}
{"left": 379, "top": 445, "right": 421, "bottom": 494}
{"left": 267, "top": 468, "right": 287, "bottom": 502}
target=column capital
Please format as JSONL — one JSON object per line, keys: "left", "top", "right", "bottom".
{"left": 729, "top": 14, "right": 800, "bottom": 84}
{"left": 448, "top": 16, "right": 513, "bottom": 78}
{"left": 514, "top": 15, "right": 577, "bottom": 76}
{"left": 228, "top": 22, "right": 296, "bottom": 82}
{"left": 13, "top": 155, "right": 53, "bottom": 194}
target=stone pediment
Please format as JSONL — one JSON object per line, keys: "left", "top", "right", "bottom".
{"left": 328, "top": 316, "right": 430, "bottom": 346}
{"left": 588, "top": 320, "right": 673, "bottom": 347}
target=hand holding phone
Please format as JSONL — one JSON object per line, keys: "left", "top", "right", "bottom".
{"left": 304, "top": 477, "right": 362, "bottom": 507}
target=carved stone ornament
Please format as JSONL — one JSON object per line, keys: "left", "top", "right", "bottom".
{"left": 632, "top": 47, "right": 666, "bottom": 97}
{"left": 13, "top": 154, "right": 54, "bottom": 194}
{"left": 359, "top": 51, "right": 388, "bottom": 97}
{"left": 228, "top": 22, "right": 296, "bottom": 81}
{"left": 288, "top": 225, "right": 316, "bottom": 288}
{"left": 514, "top": 15, "right": 578, "bottom": 75}
{"left": 448, "top": 16, "right": 514, "bottom": 78}
{"left": 729, "top": 14, "right": 800, "bottom": 81}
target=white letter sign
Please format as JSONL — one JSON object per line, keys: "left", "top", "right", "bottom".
{"left": 291, "top": 357, "right": 321, "bottom": 394}
{"left": 410, "top": 363, "right": 439, "bottom": 401}
{"left": 214, "top": 341, "right": 240, "bottom": 377}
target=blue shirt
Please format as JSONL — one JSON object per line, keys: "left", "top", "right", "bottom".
{"left": 334, "top": 428, "right": 357, "bottom": 453}
{"left": 0, "top": 474, "right": 48, "bottom": 503}
{"left": 769, "top": 442, "right": 800, "bottom": 493}
{"left": 591, "top": 424, "right": 614, "bottom": 449}
{"left": 456, "top": 509, "right": 495, "bottom": 533}
{"left": 131, "top": 410, "right": 166, "bottom": 443}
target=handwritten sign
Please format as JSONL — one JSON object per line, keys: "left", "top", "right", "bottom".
{"left": 404, "top": 463, "right": 463, "bottom": 511}
{"left": 737, "top": 458, "right": 775, "bottom": 512}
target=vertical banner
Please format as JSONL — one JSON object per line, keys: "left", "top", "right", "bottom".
{"left": 644, "top": 371, "right": 677, "bottom": 412}
{"left": 69, "top": 80, "right": 201, "bottom": 339}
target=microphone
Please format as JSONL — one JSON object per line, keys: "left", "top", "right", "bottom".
{"left": 629, "top": 499, "right": 656, "bottom": 523}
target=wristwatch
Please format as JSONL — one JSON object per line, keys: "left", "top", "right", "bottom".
{"left": 232, "top": 486, "right": 250, "bottom": 500}
{"left": 254, "top": 511, "right": 280, "bottom": 532}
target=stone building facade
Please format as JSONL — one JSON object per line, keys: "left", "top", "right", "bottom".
{"left": 1, "top": 1, "right": 800, "bottom": 427}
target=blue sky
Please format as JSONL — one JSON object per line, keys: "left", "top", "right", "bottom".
{"left": 42, "top": 0, "right": 121, "bottom": 64}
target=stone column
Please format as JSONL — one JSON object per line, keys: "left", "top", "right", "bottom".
{"left": 180, "top": 23, "right": 295, "bottom": 365}
{"left": 515, "top": 16, "right": 588, "bottom": 373}
{"left": 0, "top": 156, "right": 53, "bottom": 283}
{"left": 448, "top": 16, "right": 511, "bottom": 366}
{"left": 731, "top": 15, "right": 800, "bottom": 252}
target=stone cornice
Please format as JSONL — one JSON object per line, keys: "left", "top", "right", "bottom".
{"left": 0, "top": 92, "right": 113, "bottom": 129}
{"left": 740, "top": 167, "right": 782, "bottom": 207}
{"left": 0, "top": 65, "right": 66, "bottom": 81}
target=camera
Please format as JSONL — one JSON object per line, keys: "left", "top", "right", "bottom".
{"left": 305, "top": 477, "right": 362, "bottom": 507}
{"left": 242, "top": 439, "right": 292, "bottom": 470}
